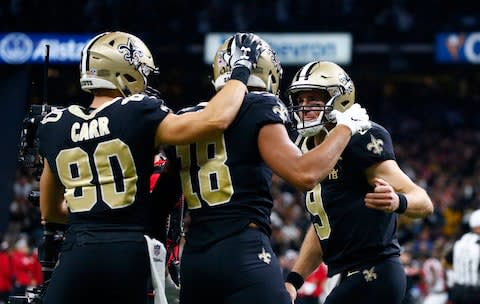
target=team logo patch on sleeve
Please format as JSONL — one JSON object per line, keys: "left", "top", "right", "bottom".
{"left": 272, "top": 101, "right": 289, "bottom": 123}
{"left": 366, "top": 134, "right": 384, "bottom": 155}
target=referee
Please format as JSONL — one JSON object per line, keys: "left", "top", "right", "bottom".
{"left": 445, "top": 209, "right": 480, "bottom": 304}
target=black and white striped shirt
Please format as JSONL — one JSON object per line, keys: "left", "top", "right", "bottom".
{"left": 453, "top": 232, "right": 480, "bottom": 286}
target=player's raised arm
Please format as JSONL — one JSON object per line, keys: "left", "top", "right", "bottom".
{"left": 155, "top": 33, "right": 262, "bottom": 146}
{"left": 259, "top": 104, "right": 370, "bottom": 191}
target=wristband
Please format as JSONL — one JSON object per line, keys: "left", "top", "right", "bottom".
{"left": 395, "top": 193, "right": 408, "bottom": 214}
{"left": 285, "top": 271, "right": 304, "bottom": 290}
{"left": 230, "top": 66, "right": 250, "bottom": 86}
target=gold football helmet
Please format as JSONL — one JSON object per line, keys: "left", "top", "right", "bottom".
{"left": 212, "top": 34, "right": 282, "bottom": 95}
{"left": 80, "top": 31, "right": 158, "bottom": 97}
{"left": 287, "top": 61, "right": 355, "bottom": 137}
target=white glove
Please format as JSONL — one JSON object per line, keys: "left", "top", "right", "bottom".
{"left": 331, "top": 103, "right": 371, "bottom": 135}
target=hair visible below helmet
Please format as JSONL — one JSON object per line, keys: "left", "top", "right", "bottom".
{"left": 212, "top": 33, "right": 283, "bottom": 95}
{"left": 80, "top": 31, "right": 158, "bottom": 97}
{"left": 287, "top": 61, "right": 355, "bottom": 137}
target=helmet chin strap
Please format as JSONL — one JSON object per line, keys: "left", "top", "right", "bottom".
{"left": 323, "top": 92, "right": 341, "bottom": 123}
{"left": 213, "top": 72, "right": 232, "bottom": 92}
{"left": 116, "top": 76, "right": 130, "bottom": 97}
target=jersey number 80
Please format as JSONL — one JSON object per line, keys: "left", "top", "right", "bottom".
{"left": 56, "top": 139, "right": 138, "bottom": 212}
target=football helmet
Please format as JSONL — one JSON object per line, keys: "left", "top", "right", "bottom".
{"left": 287, "top": 61, "right": 355, "bottom": 137}
{"left": 212, "top": 34, "right": 282, "bottom": 95}
{"left": 80, "top": 31, "right": 158, "bottom": 97}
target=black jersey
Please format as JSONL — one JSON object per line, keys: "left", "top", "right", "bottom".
{"left": 296, "top": 122, "right": 401, "bottom": 276}
{"left": 38, "top": 94, "right": 170, "bottom": 228}
{"left": 166, "top": 92, "right": 290, "bottom": 250}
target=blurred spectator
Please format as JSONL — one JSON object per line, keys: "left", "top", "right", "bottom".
{"left": 412, "top": 226, "right": 434, "bottom": 258}
{"left": 11, "top": 237, "right": 43, "bottom": 297}
{"left": 401, "top": 250, "right": 422, "bottom": 304}
{"left": 0, "top": 240, "right": 13, "bottom": 304}
{"left": 280, "top": 249, "right": 299, "bottom": 279}
{"left": 421, "top": 242, "right": 448, "bottom": 304}
{"left": 7, "top": 170, "right": 42, "bottom": 247}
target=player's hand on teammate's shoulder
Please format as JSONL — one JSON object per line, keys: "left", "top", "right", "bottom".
{"left": 364, "top": 178, "right": 400, "bottom": 213}
{"left": 330, "top": 103, "right": 371, "bottom": 135}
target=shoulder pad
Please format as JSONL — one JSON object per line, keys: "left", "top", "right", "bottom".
{"left": 121, "top": 93, "right": 148, "bottom": 104}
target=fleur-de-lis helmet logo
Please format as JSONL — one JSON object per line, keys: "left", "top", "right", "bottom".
{"left": 118, "top": 38, "right": 144, "bottom": 69}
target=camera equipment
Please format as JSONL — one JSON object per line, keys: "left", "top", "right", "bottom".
{"left": 38, "top": 223, "right": 66, "bottom": 281}
{"left": 17, "top": 44, "right": 63, "bottom": 180}
{"left": 9, "top": 44, "right": 66, "bottom": 304}
{"left": 11, "top": 105, "right": 63, "bottom": 304}
{"left": 17, "top": 104, "right": 63, "bottom": 180}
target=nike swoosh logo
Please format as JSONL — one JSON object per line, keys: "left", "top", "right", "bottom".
{"left": 347, "top": 270, "right": 360, "bottom": 277}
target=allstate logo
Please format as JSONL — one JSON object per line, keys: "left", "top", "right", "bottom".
{"left": 0, "top": 32, "right": 33, "bottom": 64}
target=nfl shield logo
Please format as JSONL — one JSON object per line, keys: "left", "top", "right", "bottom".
{"left": 154, "top": 244, "right": 161, "bottom": 256}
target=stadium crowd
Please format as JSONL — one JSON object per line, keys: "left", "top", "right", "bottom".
{"left": 1, "top": 0, "right": 478, "bottom": 43}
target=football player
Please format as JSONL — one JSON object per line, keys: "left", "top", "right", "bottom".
{"left": 164, "top": 34, "right": 371, "bottom": 304}
{"left": 283, "top": 61, "right": 434, "bottom": 304}
{"left": 37, "top": 31, "right": 260, "bottom": 304}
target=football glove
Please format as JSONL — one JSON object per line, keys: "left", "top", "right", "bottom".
{"left": 331, "top": 103, "right": 371, "bottom": 135}
{"left": 229, "top": 33, "right": 262, "bottom": 72}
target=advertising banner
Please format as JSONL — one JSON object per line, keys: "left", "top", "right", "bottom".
{"left": 0, "top": 32, "right": 94, "bottom": 64}
{"left": 436, "top": 32, "right": 480, "bottom": 64}
{"left": 204, "top": 33, "right": 353, "bottom": 65}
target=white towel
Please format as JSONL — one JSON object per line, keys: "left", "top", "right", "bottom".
{"left": 144, "top": 235, "right": 168, "bottom": 304}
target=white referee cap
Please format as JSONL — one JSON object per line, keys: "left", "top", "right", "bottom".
{"left": 469, "top": 209, "right": 480, "bottom": 228}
